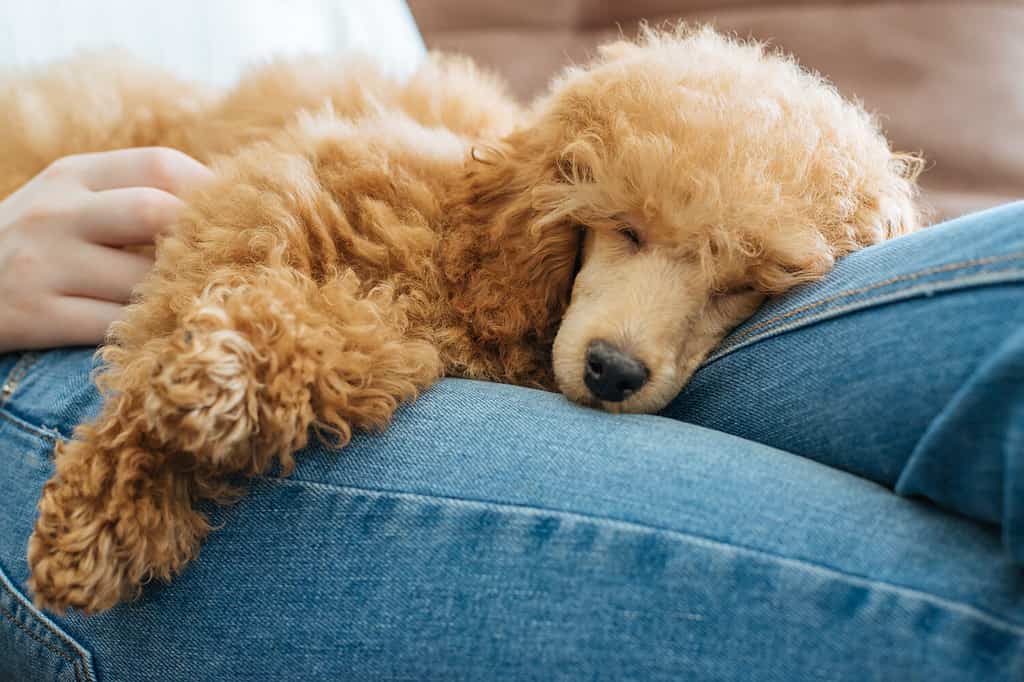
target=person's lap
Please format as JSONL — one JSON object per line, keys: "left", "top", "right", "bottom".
{"left": 1, "top": 203, "right": 1022, "bottom": 680}
{"left": 666, "top": 200, "right": 1024, "bottom": 559}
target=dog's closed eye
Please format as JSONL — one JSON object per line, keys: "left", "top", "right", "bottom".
{"left": 616, "top": 223, "right": 642, "bottom": 250}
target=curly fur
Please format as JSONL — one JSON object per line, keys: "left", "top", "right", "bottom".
{"left": 0, "top": 25, "right": 921, "bottom": 613}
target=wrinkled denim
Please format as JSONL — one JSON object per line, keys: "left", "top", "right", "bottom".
{"left": 1, "top": 203, "right": 1023, "bottom": 681}
{"left": 666, "top": 202, "right": 1024, "bottom": 561}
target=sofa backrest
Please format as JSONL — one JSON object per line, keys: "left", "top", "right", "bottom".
{"left": 409, "top": 0, "right": 1024, "bottom": 221}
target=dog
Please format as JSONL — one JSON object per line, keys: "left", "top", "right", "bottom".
{"left": 0, "top": 25, "right": 921, "bottom": 613}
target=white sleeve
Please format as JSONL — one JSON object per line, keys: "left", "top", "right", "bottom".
{"left": 0, "top": 0, "right": 427, "bottom": 85}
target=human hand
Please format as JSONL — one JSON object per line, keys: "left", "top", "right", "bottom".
{"left": 0, "top": 148, "right": 212, "bottom": 352}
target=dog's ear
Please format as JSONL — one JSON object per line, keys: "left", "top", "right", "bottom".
{"left": 748, "top": 150, "right": 924, "bottom": 294}
{"left": 443, "top": 128, "right": 582, "bottom": 373}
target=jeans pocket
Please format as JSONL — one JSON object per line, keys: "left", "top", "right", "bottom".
{"left": 0, "top": 348, "right": 102, "bottom": 441}
{"left": 0, "top": 563, "right": 96, "bottom": 682}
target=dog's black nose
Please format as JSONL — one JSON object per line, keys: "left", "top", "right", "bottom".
{"left": 584, "top": 340, "right": 649, "bottom": 403}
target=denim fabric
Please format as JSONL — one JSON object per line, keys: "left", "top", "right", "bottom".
{"left": 666, "top": 201, "right": 1024, "bottom": 562}
{"left": 2, "top": 204, "right": 1023, "bottom": 680}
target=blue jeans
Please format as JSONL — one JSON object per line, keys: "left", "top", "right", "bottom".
{"left": 2, "top": 203, "right": 1023, "bottom": 681}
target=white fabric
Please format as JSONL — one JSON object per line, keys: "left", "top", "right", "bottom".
{"left": 0, "top": 0, "right": 426, "bottom": 84}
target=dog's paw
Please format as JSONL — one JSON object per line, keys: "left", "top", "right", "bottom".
{"left": 28, "top": 517, "right": 139, "bottom": 614}
{"left": 28, "top": 439, "right": 208, "bottom": 614}
{"left": 147, "top": 321, "right": 261, "bottom": 459}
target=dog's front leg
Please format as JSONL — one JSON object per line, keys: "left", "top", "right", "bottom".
{"left": 28, "top": 266, "right": 441, "bottom": 614}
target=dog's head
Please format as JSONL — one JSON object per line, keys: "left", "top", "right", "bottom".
{"left": 503, "top": 26, "right": 920, "bottom": 413}
{"left": 455, "top": 26, "right": 920, "bottom": 412}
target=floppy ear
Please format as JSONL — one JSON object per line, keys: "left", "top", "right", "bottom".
{"left": 441, "top": 127, "right": 582, "bottom": 373}
{"left": 749, "top": 150, "right": 924, "bottom": 294}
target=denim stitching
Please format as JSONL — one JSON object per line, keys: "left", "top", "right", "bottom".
{"left": 761, "top": 269, "right": 1019, "bottom": 332}
{"left": 707, "top": 267, "right": 1024, "bottom": 365}
{"left": 0, "top": 569, "right": 96, "bottom": 682}
{"left": 259, "top": 476, "right": 1024, "bottom": 636}
{"left": 0, "top": 352, "right": 41, "bottom": 409}
{"left": 707, "top": 275, "right": 1024, "bottom": 364}
{"left": 704, "top": 262, "right": 1024, "bottom": 367}
{"left": 0, "top": 602, "right": 82, "bottom": 682}
{"left": 0, "top": 407, "right": 61, "bottom": 444}
{"left": 729, "top": 252, "right": 1024, "bottom": 347}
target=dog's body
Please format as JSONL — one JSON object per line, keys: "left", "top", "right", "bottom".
{"left": 0, "top": 27, "right": 921, "bottom": 613}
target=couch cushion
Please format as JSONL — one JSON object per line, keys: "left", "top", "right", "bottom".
{"left": 408, "top": 0, "right": 1024, "bottom": 222}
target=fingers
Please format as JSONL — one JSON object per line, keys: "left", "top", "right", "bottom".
{"left": 75, "top": 187, "right": 184, "bottom": 246}
{"left": 0, "top": 147, "right": 207, "bottom": 352}
{"left": 63, "top": 148, "right": 213, "bottom": 195}
{"left": 53, "top": 242, "right": 154, "bottom": 303}
{"left": 45, "top": 296, "right": 126, "bottom": 346}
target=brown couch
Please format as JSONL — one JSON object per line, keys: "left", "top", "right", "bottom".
{"left": 408, "top": 0, "right": 1023, "bottom": 222}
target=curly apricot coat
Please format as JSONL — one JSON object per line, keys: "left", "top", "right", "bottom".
{"left": 0, "top": 26, "right": 921, "bottom": 613}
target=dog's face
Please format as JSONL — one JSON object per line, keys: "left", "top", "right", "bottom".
{"left": 553, "top": 217, "right": 763, "bottom": 413}
{"left": 535, "top": 28, "right": 919, "bottom": 413}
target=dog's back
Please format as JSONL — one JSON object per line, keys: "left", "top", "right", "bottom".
{"left": 0, "top": 51, "right": 523, "bottom": 200}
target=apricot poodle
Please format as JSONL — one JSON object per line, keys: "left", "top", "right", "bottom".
{"left": 0, "top": 26, "right": 922, "bottom": 614}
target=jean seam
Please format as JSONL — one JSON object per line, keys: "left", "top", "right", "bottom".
{"left": 0, "top": 602, "right": 81, "bottom": 682}
{"left": 731, "top": 272, "right": 1024, "bottom": 348}
{"left": 258, "top": 475, "right": 1024, "bottom": 637}
{"left": 0, "top": 570, "right": 95, "bottom": 682}
{"left": 704, "top": 265, "right": 1024, "bottom": 366}
{"left": 731, "top": 252, "right": 1024, "bottom": 345}
{"left": 0, "top": 352, "right": 41, "bottom": 409}
{"left": 0, "top": 408, "right": 61, "bottom": 444}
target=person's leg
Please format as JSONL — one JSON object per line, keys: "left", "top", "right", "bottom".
{"left": 2, "top": 349, "right": 1021, "bottom": 680}
{"left": 664, "top": 201, "right": 1024, "bottom": 560}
